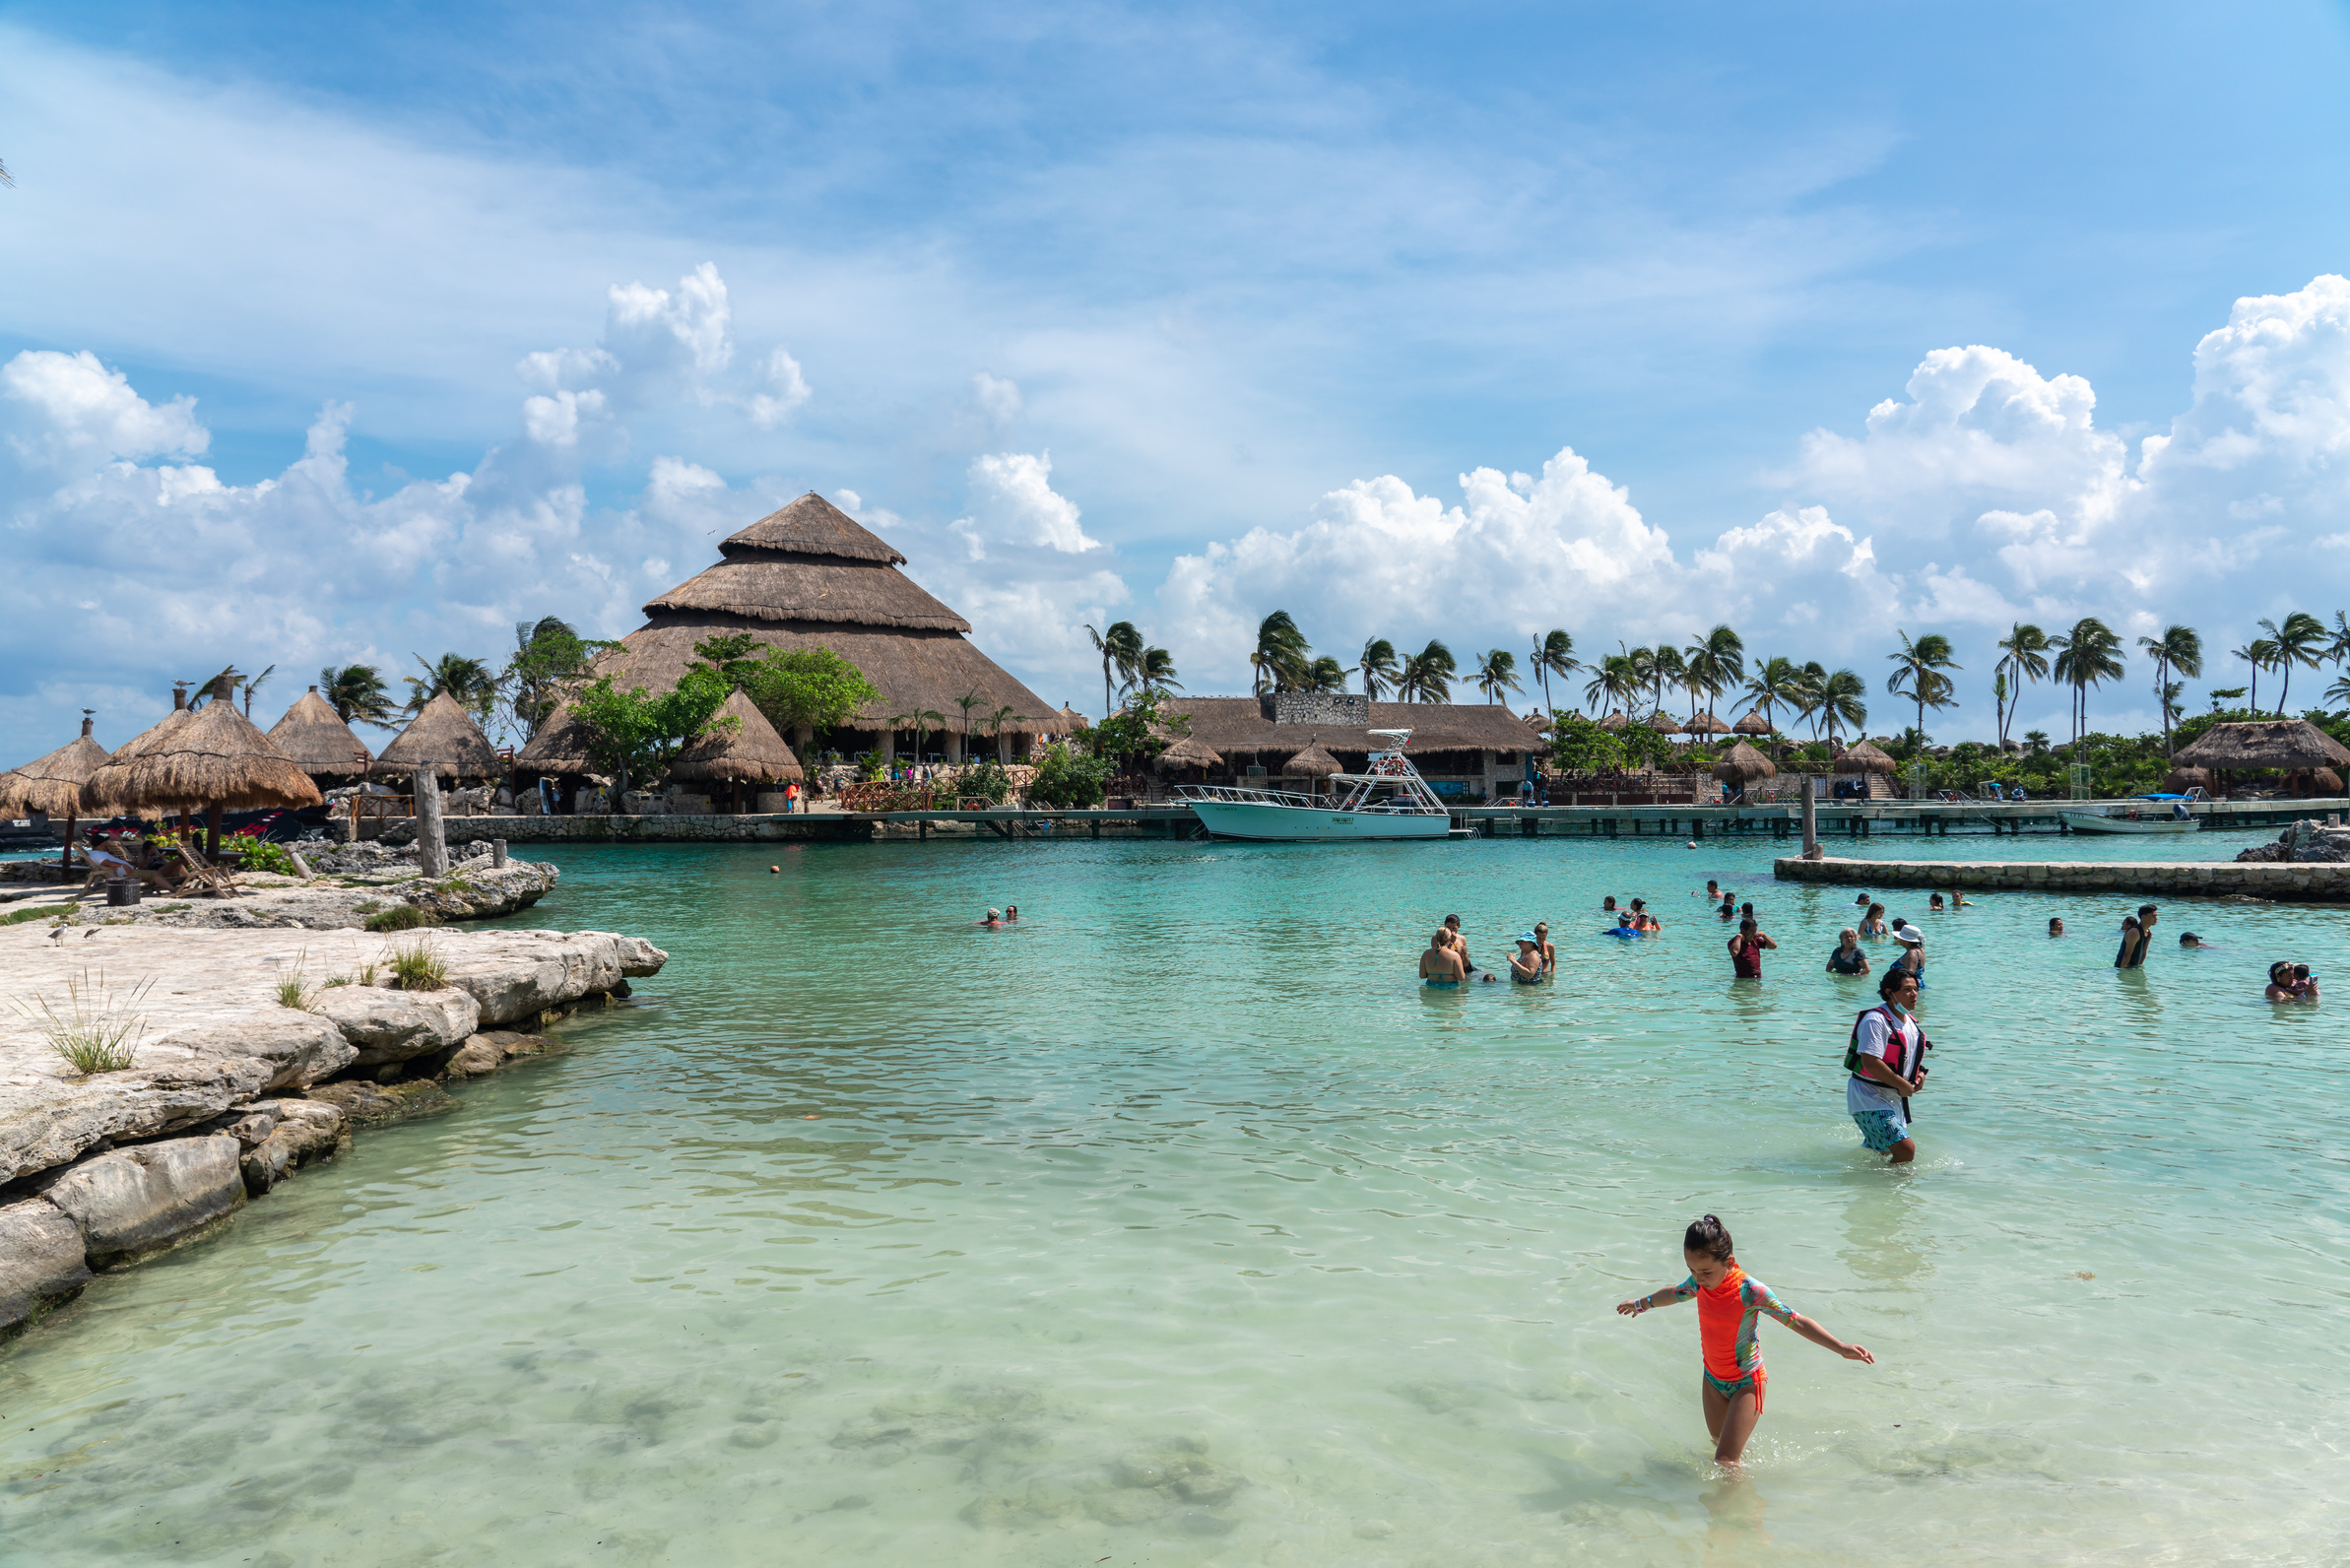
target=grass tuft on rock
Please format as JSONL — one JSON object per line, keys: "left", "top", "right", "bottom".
{"left": 275, "top": 957, "right": 319, "bottom": 1013}
{"left": 12, "top": 969, "right": 154, "bottom": 1076}
{"left": 364, "top": 904, "right": 435, "bottom": 934}
{"left": 387, "top": 941, "right": 448, "bottom": 991}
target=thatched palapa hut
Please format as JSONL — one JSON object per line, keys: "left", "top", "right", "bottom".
{"left": 94, "top": 678, "right": 321, "bottom": 855}
{"left": 670, "top": 691, "right": 803, "bottom": 811}
{"left": 1683, "top": 712, "right": 1730, "bottom": 738}
{"left": 2159, "top": 765, "right": 2213, "bottom": 796}
{"left": 268, "top": 686, "right": 374, "bottom": 780}
{"left": 1712, "top": 740, "right": 1778, "bottom": 787}
{"left": 1648, "top": 712, "right": 1682, "bottom": 735}
{"left": 1732, "top": 711, "right": 1774, "bottom": 737}
{"left": 1152, "top": 735, "right": 1222, "bottom": 773}
{"left": 2173, "top": 720, "right": 2350, "bottom": 796}
{"left": 0, "top": 714, "right": 111, "bottom": 872}
{"left": 1282, "top": 739, "right": 1343, "bottom": 795}
{"left": 517, "top": 494, "right": 1057, "bottom": 784}
{"left": 79, "top": 689, "right": 193, "bottom": 820}
{"left": 1598, "top": 712, "right": 1630, "bottom": 731}
{"left": 1834, "top": 741, "right": 1896, "bottom": 774}
{"left": 376, "top": 692, "right": 502, "bottom": 783}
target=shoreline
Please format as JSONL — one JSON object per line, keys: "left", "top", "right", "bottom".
{"left": 0, "top": 907, "right": 666, "bottom": 1345}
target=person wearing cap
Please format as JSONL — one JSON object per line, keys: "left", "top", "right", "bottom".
{"left": 979, "top": 908, "right": 1004, "bottom": 927}
{"left": 1509, "top": 933, "right": 1547, "bottom": 984}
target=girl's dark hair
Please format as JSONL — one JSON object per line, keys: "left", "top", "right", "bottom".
{"left": 1878, "top": 968, "right": 1914, "bottom": 999}
{"left": 1684, "top": 1214, "right": 1734, "bottom": 1261}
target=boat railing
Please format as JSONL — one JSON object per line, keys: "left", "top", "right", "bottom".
{"left": 1176, "top": 784, "right": 1322, "bottom": 809}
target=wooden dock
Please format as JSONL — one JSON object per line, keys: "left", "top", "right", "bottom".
{"left": 1774, "top": 853, "right": 2350, "bottom": 901}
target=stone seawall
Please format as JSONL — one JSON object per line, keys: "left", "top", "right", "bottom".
{"left": 1774, "top": 855, "right": 2350, "bottom": 900}
{"left": 0, "top": 922, "right": 667, "bottom": 1345}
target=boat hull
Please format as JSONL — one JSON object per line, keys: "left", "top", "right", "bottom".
{"left": 2059, "top": 812, "right": 2199, "bottom": 834}
{"left": 1187, "top": 800, "right": 1455, "bottom": 841}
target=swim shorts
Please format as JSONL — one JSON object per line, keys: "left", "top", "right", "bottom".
{"left": 1853, "top": 1105, "right": 1910, "bottom": 1151}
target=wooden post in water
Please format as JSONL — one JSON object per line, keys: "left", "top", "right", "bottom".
{"left": 415, "top": 769, "right": 448, "bottom": 877}
{"left": 1801, "top": 776, "right": 1818, "bottom": 856}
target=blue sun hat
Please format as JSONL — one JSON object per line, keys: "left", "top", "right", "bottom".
{"left": 1517, "top": 930, "right": 1538, "bottom": 944}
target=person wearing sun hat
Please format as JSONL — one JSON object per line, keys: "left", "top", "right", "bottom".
{"left": 1509, "top": 932, "right": 1547, "bottom": 984}
{"left": 1888, "top": 921, "right": 1926, "bottom": 986}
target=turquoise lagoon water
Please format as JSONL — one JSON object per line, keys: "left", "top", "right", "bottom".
{"left": 2, "top": 824, "right": 2344, "bottom": 1567}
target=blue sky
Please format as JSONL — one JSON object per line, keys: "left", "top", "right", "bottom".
{"left": 4, "top": 1, "right": 2350, "bottom": 757}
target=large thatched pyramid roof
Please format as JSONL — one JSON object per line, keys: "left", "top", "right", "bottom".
{"left": 519, "top": 493, "right": 1058, "bottom": 772}
{"left": 268, "top": 687, "right": 375, "bottom": 778}
{"left": 376, "top": 691, "right": 502, "bottom": 780}
{"left": 0, "top": 716, "right": 110, "bottom": 817}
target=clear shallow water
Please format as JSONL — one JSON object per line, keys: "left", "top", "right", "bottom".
{"left": 3, "top": 830, "right": 2344, "bottom": 1567}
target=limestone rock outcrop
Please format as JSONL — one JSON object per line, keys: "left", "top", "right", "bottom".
{"left": 311, "top": 986, "right": 483, "bottom": 1067}
{"left": 155, "top": 1012, "right": 358, "bottom": 1090}
{"left": 0, "top": 1197, "right": 93, "bottom": 1339}
{"left": 37, "top": 1136, "right": 246, "bottom": 1268}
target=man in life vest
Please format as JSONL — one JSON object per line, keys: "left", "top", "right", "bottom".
{"left": 1846, "top": 967, "right": 1927, "bottom": 1163}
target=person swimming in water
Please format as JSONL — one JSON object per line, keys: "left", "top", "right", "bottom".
{"left": 1534, "top": 922, "right": 1557, "bottom": 973}
{"left": 2179, "top": 932, "right": 2208, "bottom": 949}
{"left": 1727, "top": 917, "right": 1776, "bottom": 979}
{"left": 1616, "top": 1214, "right": 1875, "bottom": 1470}
{"left": 1509, "top": 934, "right": 1546, "bottom": 984}
{"left": 1604, "top": 913, "right": 1640, "bottom": 938}
{"left": 1602, "top": 895, "right": 1618, "bottom": 913}
{"left": 1421, "top": 930, "right": 1467, "bottom": 987}
{"left": 979, "top": 908, "right": 1004, "bottom": 927}
{"left": 1629, "top": 899, "right": 1661, "bottom": 933}
{"left": 1859, "top": 903, "right": 1888, "bottom": 938}
{"left": 1826, "top": 928, "right": 1869, "bottom": 975}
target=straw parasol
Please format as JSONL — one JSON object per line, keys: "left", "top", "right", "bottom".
{"left": 1, "top": 715, "right": 110, "bottom": 874}
{"left": 99, "top": 678, "right": 321, "bottom": 855}
{"left": 1711, "top": 739, "right": 1779, "bottom": 786}
{"left": 2159, "top": 765, "right": 2213, "bottom": 795}
{"left": 2172, "top": 719, "right": 2350, "bottom": 774}
{"left": 1732, "top": 711, "right": 1774, "bottom": 737}
{"left": 375, "top": 692, "right": 502, "bottom": 782}
{"left": 1833, "top": 741, "right": 1896, "bottom": 775}
{"left": 1281, "top": 739, "right": 1343, "bottom": 778}
{"left": 1648, "top": 712, "right": 1682, "bottom": 734}
{"left": 670, "top": 690, "right": 804, "bottom": 804}
{"left": 2306, "top": 765, "right": 2345, "bottom": 796}
{"left": 1683, "top": 712, "right": 1731, "bottom": 737}
{"left": 1054, "top": 703, "right": 1089, "bottom": 735}
{"left": 79, "top": 699, "right": 192, "bottom": 818}
{"left": 1598, "top": 711, "right": 1629, "bottom": 730}
{"left": 267, "top": 687, "right": 374, "bottom": 779}
{"left": 1153, "top": 734, "right": 1223, "bottom": 772}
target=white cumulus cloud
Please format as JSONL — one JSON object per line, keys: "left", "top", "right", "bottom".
{"left": 1, "top": 350, "right": 210, "bottom": 467}
{"left": 967, "top": 450, "right": 1098, "bottom": 553}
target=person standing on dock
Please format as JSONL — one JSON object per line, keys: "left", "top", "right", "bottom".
{"left": 1728, "top": 917, "right": 1776, "bottom": 979}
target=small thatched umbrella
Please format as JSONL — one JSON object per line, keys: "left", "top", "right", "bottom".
{"left": 79, "top": 692, "right": 193, "bottom": 821}
{"left": 1712, "top": 740, "right": 1778, "bottom": 787}
{"left": 1834, "top": 741, "right": 1896, "bottom": 774}
{"left": 1684, "top": 712, "right": 1731, "bottom": 737}
{"left": 670, "top": 690, "right": 802, "bottom": 811}
{"left": 1282, "top": 738, "right": 1344, "bottom": 799}
{"left": 2159, "top": 765, "right": 2213, "bottom": 796}
{"left": 0, "top": 714, "right": 110, "bottom": 874}
{"left": 1648, "top": 712, "right": 1683, "bottom": 735}
{"left": 267, "top": 687, "right": 374, "bottom": 780}
{"left": 1732, "top": 711, "right": 1774, "bottom": 737}
{"left": 102, "top": 678, "right": 321, "bottom": 856}
{"left": 1153, "top": 734, "right": 1223, "bottom": 772}
{"left": 1056, "top": 703, "right": 1089, "bottom": 735}
{"left": 374, "top": 692, "right": 502, "bottom": 782}
{"left": 1599, "top": 712, "right": 1631, "bottom": 731}
{"left": 2306, "top": 765, "right": 2345, "bottom": 797}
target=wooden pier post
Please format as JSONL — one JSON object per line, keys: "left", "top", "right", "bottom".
{"left": 414, "top": 770, "right": 448, "bottom": 877}
{"left": 1801, "top": 778, "right": 1818, "bottom": 856}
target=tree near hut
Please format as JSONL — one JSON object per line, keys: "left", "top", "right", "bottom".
{"left": 1398, "top": 639, "right": 1456, "bottom": 703}
{"left": 1086, "top": 687, "right": 1182, "bottom": 776}
{"left": 1084, "top": 621, "right": 1144, "bottom": 719}
{"left": 685, "top": 633, "right": 883, "bottom": 748}
{"left": 567, "top": 664, "right": 734, "bottom": 801}
{"left": 1026, "top": 743, "right": 1108, "bottom": 808}
{"left": 2137, "top": 624, "right": 2203, "bottom": 756}
{"left": 319, "top": 664, "right": 400, "bottom": 729}
{"left": 1739, "top": 656, "right": 1803, "bottom": 734}
{"left": 1885, "top": 631, "right": 1960, "bottom": 743}
{"left": 1817, "top": 668, "right": 1867, "bottom": 748}
{"left": 1248, "top": 611, "right": 1313, "bottom": 695}
{"left": 2257, "top": 612, "right": 2326, "bottom": 713}
{"left": 505, "top": 618, "right": 610, "bottom": 735}
{"left": 1306, "top": 655, "right": 1348, "bottom": 692}
{"left": 1473, "top": 648, "right": 1521, "bottom": 703}
{"left": 1530, "top": 629, "right": 1578, "bottom": 712}
{"left": 1357, "top": 638, "right": 1400, "bottom": 700}
{"left": 1136, "top": 647, "right": 1181, "bottom": 695}
{"left": 1583, "top": 649, "right": 1637, "bottom": 717}
{"left": 1546, "top": 711, "right": 1671, "bottom": 776}
{"left": 405, "top": 652, "right": 500, "bottom": 724}
{"left": 1993, "top": 622, "right": 2050, "bottom": 749}
{"left": 1684, "top": 624, "right": 1745, "bottom": 719}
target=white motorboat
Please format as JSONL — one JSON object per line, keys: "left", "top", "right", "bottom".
{"left": 2059, "top": 809, "right": 2200, "bottom": 835}
{"left": 1177, "top": 729, "right": 1462, "bottom": 841}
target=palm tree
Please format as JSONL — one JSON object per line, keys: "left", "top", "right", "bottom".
{"left": 1399, "top": 640, "right": 1456, "bottom": 703}
{"left": 2023, "top": 729, "right": 2051, "bottom": 754}
{"left": 405, "top": 652, "right": 500, "bottom": 721}
{"left": 2328, "top": 611, "right": 2350, "bottom": 671}
{"left": 2325, "top": 670, "right": 2350, "bottom": 709}
{"left": 2136, "top": 624, "right": 2202, "bottom": 756}
{"left": 1530, "top": 629, "right": 1578, "bottom": 713}
{"left": 1249, "top": 611, "right": 1312, "bottom": 695}
{"left": 1137, "top": 647, "right": 1181, "bottom": 695}
{"left": 2259, "top": 612, "right": 2326, "bottom": 713}
{"left": 1358, "top": 638, "right": 1401, "bottom": 701}
{"left": 1683, "top": 624, "right": 1745, "bottom": 721}
{"left": 1817, "top": 669, "right": 1867, "bottom": 748}
{"left": 2049, "top": 618, "right": 2123, "bottom": 742}
{"left": 1885, "top": 631, "right": 1961, "bottom": 743}
{"left": 1084, "top": 621, "right": 1143, "bottom": 718}
{"left": 1738, "top": 656, "right": 1802, "bottom": 733}
{"left": 1789, "top": 661, "right": 1829, "bottom": 740}
{"left": 1644, "top": 645, "right": 1686, "bottom": 717}
{"left": 2231, "top": 640, "right": 2273, "bottom": 714}
{"left": 320, "top": 663, "right": 399, "bottom": 729}
{"left": 1473, "top": 649, "right": 1522, "bottom": 704}
{"left": 1993, "top": 622, "right": 2050, "bottom": 749}
{"left": 1583, "top": 648, "right": 1639, "bottom": 717}
{"left": 1307, "top": 656, "right": 1348, "bottom": 693}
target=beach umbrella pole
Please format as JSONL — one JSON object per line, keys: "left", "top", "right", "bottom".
{"left": 206, "top": 803, "right": 223, "bottom": 860}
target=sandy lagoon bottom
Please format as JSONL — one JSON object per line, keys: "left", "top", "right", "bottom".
{"left": 2, "top": 830, "right": 2342, "bottom": 1566}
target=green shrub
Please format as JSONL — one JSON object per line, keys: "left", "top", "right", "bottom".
{"left": 387, "top": 941, "right": 447, "bottom": 991}
{"left": 364, "top": 904, "right": 434, "bottom": 934}
{"left": 223, "top": 831, "right": 299, "bottom": 876}
{"left": 1026, "top": 743, "right": 1108, "bottom": 809}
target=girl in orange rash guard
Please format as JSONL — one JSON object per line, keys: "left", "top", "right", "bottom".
{"left": 1617, "top": 1215, "right": 1876, "bottom": 1468}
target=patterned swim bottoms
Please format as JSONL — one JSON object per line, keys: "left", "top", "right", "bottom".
{"left": 1853, "top": 1105, "right": 1911, "bottom": 1152}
